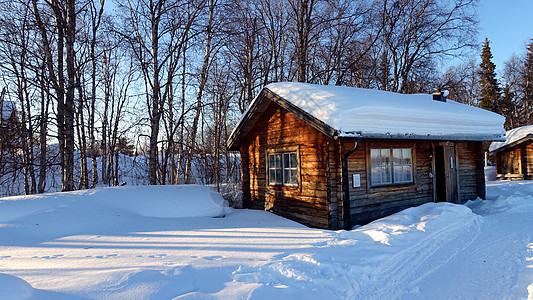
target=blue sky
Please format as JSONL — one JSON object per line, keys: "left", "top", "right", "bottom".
{"left": 478, "top": 0, "right": 533, "bottom": 71}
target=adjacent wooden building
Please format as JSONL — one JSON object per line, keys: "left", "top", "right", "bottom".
{"left": 228, "top": 83, "right": 505, "bottom": 229}
{"left": 490, "top": 125, "right": 533, "bottom": 180}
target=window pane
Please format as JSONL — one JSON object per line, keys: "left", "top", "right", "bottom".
{"left": 269, "top": 169, "right": 276, "bottom": 184}
{"left": 290, "top": 153, "right": 297, "bottom": 169}
{"left": 404, "top": 165, "right": 413, "bottom": 182}
{"left": 268, "top": 153, "right": 284, "bottom": 185}
{"left": 402, "top": 148, "right": 411, "bottom": 165}
{"left": 290, "top": 169, "right": 298, "bottom": 185}
{"left": 283, "top": 169, "right": 290, "bottom": 184}
{"left": 283, "top": 153, "right": 289, "bottom": 170}
{"left": 382, "top": 149, "right": 391, "bottom": 165}
{"left": 268, "top": 154, "right": 275, "bottom": 184}
{"left": 406, "top": 166, "right": 413, "bottom": 182}
{"left": 370, "top": 149, "right": 380, "bottom": 165}
{"left": 383, "top": 166, "right": 391, "bottom": 183}
{"left": 371, "top": 148, "right": 414, "bottom": 186}
{"left": 393, "top": 149, "right": 401, "bottom": 165}
{"left": 371, "top": 167, "right": 380, "bottom": 185}
{"left": 371, "top": 166, "right": 391, "bottom": 185}
{"left": 275, "top": 154, "right": 281, "bottom": 169}
{"left": 371, "top": 149, "right": 392, "bottom": 186}
{"left": 393, "top": 166, "right": 404, "bottom": 182}
{"left": 392, "top": 148, "right": 412, "bottom": 184}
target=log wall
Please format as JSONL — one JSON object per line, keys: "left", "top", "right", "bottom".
{"left": 338, "top": 140, "right": 486, "bottom": 226}
{"left": 339, "top": 140, "right": 434, "bottom": 225}
{"left": 456, "top": 141, "right": 486, "bottom": 201}
{"left": 240, "top": 99, "right": 332, "bottom": 228}
{"left": 527, "top": 144, "right": 533, "bottom": 178}
{"left": 495, "top": 148, "right": 522, "bottom": 175}
{"left": 494, "top": 142, "right": 533, "bottom": 180}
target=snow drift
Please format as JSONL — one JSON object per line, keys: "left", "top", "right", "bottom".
{"left": 233, "top": 202, "right": 482, "bottom": 299}
{"left": 0, "top": 185, "right": 230, "bottom": 223}
{"left": 0, "top": 273, "right": 34, "bottom": 300}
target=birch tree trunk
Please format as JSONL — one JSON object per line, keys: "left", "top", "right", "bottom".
{"left": 64, "top": 0, "right": 77, "bottom": 191}
{"left": 185, "top": 0, "right": 216, "bottom": 184}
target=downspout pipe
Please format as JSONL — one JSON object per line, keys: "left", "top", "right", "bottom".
{"left": 341, "top": 138, "right": 360, "bottom": 230}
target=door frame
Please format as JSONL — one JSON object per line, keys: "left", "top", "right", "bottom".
{"left": 432, "top": 142, "right": 459, "bottom": 203}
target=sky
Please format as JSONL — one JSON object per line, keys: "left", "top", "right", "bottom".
{"left": 477, "top": 0, "right": 533, "bottom": 72}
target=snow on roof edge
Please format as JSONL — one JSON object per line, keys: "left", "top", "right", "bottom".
{"left": 489, "top": 125, "right": 533, "bottom": 153}
{"left": 227, "top": 89, "right": 266, "bottom": 150}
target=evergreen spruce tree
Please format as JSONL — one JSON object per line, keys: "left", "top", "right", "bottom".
{"left": 500, "top": 84, "right": 515, "bottom": 129}
{"left": 479, "top": 38, "right": 500, "bottom": 112}
{"left": 523, "top": 40, "right": 533, "bottom": 125}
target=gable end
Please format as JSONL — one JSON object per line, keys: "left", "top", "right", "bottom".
{"left": 227, "top": 88, "right": 337, "bottom": 151}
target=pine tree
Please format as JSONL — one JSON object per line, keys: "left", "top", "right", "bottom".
{"left": 500, "top": 84, "right": 515, "bottom": 129}
{"left": 523, "top": 40, "right": 533, "bottom": 125}
{"left": 479, "top": 38, "right": 500, "bottom": 112}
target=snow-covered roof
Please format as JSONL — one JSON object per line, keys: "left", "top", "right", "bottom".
{"left": 489, "top": 125, "right": 533, "bottom": 154}
{"left": 270, "top": 82, "right": 505, "bottom": 139}
{"left": 228, "top": 82, "right": 505, "bottom": 150}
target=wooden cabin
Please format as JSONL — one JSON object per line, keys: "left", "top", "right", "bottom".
{"left": 490, "top": 125, "right": 533, "bottom": 180}
{"left": 228, "top": 83, "right": 505, "bottom": 229}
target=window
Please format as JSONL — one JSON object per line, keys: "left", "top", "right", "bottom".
{"left": 268, "top": 152, "right": 298, "bottom": 186}
{"left": 370, "top": 148, "right": 413, "bottom": 186}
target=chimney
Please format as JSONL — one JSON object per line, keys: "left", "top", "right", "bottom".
{"left": 432, "top": 88, "right": 448, "bottom": 102}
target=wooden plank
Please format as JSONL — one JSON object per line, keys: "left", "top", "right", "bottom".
{"left": 240, "top": 100, "right": 332, "bottom": 229}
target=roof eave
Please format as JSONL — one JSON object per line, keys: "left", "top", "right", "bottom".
{"left": 339, "top": 132, "right": 505, "bottom": 142}
{"left": 226, "top": 90, "right": 265, "bottom": 152}
{"left": 489, "top": 134, "right": 533, "bottom": 155}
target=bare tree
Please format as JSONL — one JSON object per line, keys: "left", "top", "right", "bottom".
{"left": 31, "top": 0, "right": 77, "bottom": 191}
{"left": 88, "top": 0, "right": 105, "bottom": 187}
{"left": 121, "top": 0, "right": 206, "bottom": 185}
{"left": 379, "top": 0, "right": 478, "bottom": 93}
{"left": 184, "top": 0, "right": 217, "bottom": 184}
{"left": 441, "top": 58, "right": 479, "bottom": 106}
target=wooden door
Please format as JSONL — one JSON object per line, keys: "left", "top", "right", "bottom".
{"left": 443, "top": 145, "right": 458, "bottom": 203}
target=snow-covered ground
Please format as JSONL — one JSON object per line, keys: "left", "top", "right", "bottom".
{"left": 0, "top": 182, "right": 532, "bottom": 299}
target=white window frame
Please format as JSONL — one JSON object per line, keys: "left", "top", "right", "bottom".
{"left": 370, "top": 147, "right": 413, "bottom": 187}
{"left": 268, "top": 151, "right": 299, "bottom": 187}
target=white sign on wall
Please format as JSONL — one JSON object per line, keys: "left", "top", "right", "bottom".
{"left": 352, "top": 174, "right": 361, "bottom": 188}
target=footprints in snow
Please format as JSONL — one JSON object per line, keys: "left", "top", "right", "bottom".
{"left": 29, "top": 254, "right": 121, "bottom": 259}
{"left": 31, "top": 254, "right": 64, "bottom": 259}
{"left": 43, "top": 204, "right": 68, "bottom": 214}
{"left": 203, "top": 255, "right": 223, "bottom": 261}
{"left": 134, "top": 254, "right": 226, "bottom": 261}
{"left": 85, "top": 254, "right": 118, "bottom": 259}
{"left": 136, "top": 254, "right": 167, "bottom": 259}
